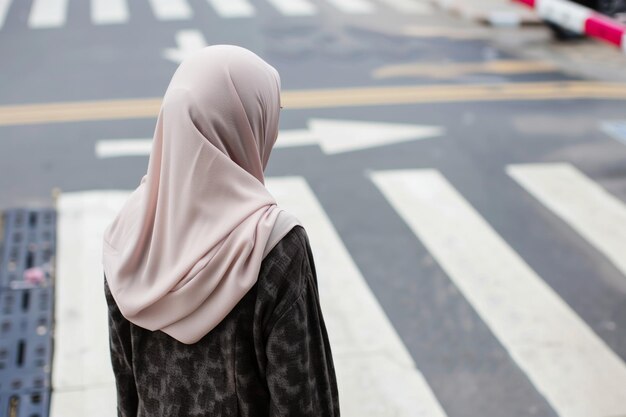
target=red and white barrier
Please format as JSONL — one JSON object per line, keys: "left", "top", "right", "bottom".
{"left": 512, "top": 0, "right": 626, "bottom": 51}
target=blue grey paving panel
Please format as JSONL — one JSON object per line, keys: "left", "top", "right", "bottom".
{"left": 0, "top": 208, "right": 56, "bottom": 417}
{"left": 0, "top": 288, "right": 53, "bottom": 391}
{"left": 0, "top": 390, "right": 51, "bottom": 417}
{"left": 0, "top": 208, "right": 56, "bottom": 289}
{"left": 600, "top": 120, "right": 626, "bottom": 145}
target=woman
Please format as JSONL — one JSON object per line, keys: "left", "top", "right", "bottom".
{"left": 101, "top": 45, "right": 340, "bottom": 417}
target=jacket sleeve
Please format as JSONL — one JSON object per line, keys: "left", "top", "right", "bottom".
{"left": 264, "top": 249, "right": 341, "bottom": 417}
{"left": 104, "top": 274, "right": 139, "bottom": 417}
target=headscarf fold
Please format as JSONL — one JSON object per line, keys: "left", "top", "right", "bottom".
{"left": 102, "top": 45, "right": 302, "bottom": 344}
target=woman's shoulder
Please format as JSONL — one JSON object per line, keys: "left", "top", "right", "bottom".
{"left": 256, "top": 225, "right": 315, "bottom": 328}
{"left": 265, "top": 224, "right": 309, "bottom": 262}
{"left": 261, "top": 224, "right": 312, "bottom": 282}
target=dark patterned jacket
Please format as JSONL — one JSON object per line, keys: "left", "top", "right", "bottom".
{"left": 104, "top": 225, "right": 340, "bottom": 417}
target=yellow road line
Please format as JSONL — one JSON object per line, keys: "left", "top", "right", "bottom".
{"left": 1, "top": 81, "right": 626, "bottom": 127}
{"left": 283, "top": 81, "right": 626, "bottom": 108}
{"left": 372, "top": 60, "right": 560, "bottom": 79}
{"left": 0, "top": 98, "right": 162, "bottom": 125}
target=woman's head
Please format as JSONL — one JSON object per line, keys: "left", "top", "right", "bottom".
{"left": 102, "top": 45, "right": 302, "bottom": 344}
{"left": 163, "top": 45, "right": 282, "bottom": 183}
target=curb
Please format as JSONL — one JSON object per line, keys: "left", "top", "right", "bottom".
{"left": 429, "top": 0, "right": 543, "bottom": 26}
{"left": 512, "top": 0, "right": 626, "bottom": 51}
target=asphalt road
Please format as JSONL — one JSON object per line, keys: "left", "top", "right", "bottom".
{"left": 1, "top": 1, "right": 626, "bottom": 416}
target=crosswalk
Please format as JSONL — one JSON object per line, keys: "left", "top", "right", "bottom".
{"left": 0, "top": 0, "right": 434, "bottom": 30}
{"left": 50, "top": 162, "right": 626, "bottom": 417}
{"left": 371, "top": 167, "right": 626, "bottom": 417}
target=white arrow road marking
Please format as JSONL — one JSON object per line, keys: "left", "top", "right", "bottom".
{"left": 276, "top": 119, "right": 444, "bottom": 154}
{"left": 96, "top": 120, "right": 444, "bottom": 158}
{"left": 91, "top": 0, "right": 129, "bottom": 25}
{"left": 370, "top": 169, "right": 626, "bottom": 417}
{"left": 28, "top": 0, "right": 69, "bottom": 28}
{"left": 266, "top": 177, "right": 448, "bottom": 417}
{"left": 148, "top": 0, "right": 192, "bottom": 20}
{"left": 508, "top": 163, "right": 626, "bottom": 282}
{"left": 163, "top": 30, "right": 209, "bottom": 64}
{"left": 0, "top": 0, "right": 12, "bottom": 30}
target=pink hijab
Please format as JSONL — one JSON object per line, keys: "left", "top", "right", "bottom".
{"left": 102, "top": 45, "right": 302, "bottom": 344}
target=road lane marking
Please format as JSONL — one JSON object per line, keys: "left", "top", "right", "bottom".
{"left": 51, "top": 192, "right": 119, "bottom": 417}
{"left": 2, "top": 81, "right": 626, "bottom": 126}
{"left": 50, "top": 385, "right": 117, "bottom": 417}
{"left": 207, "top": 0, "right": 255, "bottom": 18}
{"left": 325, "top": 0, "right": 375, "bottom": 14}
{"left": 275, "top": 119, "right": 443, "bottom": 153}
{"left": 96, "top": 139, "right": 152, "bottom": 158}
{"left": 148, "top": 0, "right": 192, "bottom": 20}
{"left": 266, "top": 0, "right": 318, "bottom": 16}
{"left": 370, "top": 169, "right": 626, "bottom": 417}
{"left": 266, "top": 177, "right": 448, "bottom": 417}
{"left": 91, "top": 0, "right": 129, "bottom": 25}
{"left": 28, "top": 0, "right": 69, "bottom": 28}
{"left": 162, "top": 30, "right": 209, "bottom": 63}
{"left": 281, "top": 81, "right": 626, "bottom": 108}
{"left": 507, "top": 163, "right": 626, "bottom": 279}
{"left": 372, "top": 60, "right": 560, "bottom": 79}
{"left": 375, "top": 0, "right": 432, "bottom": 14}
{"left": 402, "top": 26, "right": 492, "bottom": 39}
{"left": 0, "top": 98, "right": 162, "bottom": 126}
{"left": 0, "top": 0, "right": 11, "bottom": 29}
{"left": 96, "top": 120, "right": 443, "bottom": 157}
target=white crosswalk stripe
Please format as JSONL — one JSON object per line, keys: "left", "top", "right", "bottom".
{"left": 370, "top": 168, "right": 626, "bottom": 417}
{"left": 266, "top": 177, "right": 448, "bottom": 417}
{"left": 51, "top": 191, "right": 119, "bottom": 416}
{"left": 148, "top": 0, "right": 193, "bottom": 20}
{"left": 507, "top": 163, "right": 626, "bottom": 280}
{"left": 28, "top": 0, "right": 69, "bottom": 29}
{"left": 325, "top": 0, "right": 376, "bottom": 13}
{"left": 207, "top": 0, "right": 255, "bottom": 18}
{"left": 91, "top": 0, "right": 129, "bottom": 25}
{"left": 266, "top": 0, "right": 318, "bottom": 16}
{"left": 0, "top": 0, "right": 12, "bottom": 30}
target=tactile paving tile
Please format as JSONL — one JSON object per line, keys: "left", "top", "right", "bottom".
{"left": 0, "top": 208, "right": 56, "bottom": 417}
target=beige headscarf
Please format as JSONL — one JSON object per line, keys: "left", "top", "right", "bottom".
{"left": 102, "top": 45, "right": 302, "bottom": 344}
